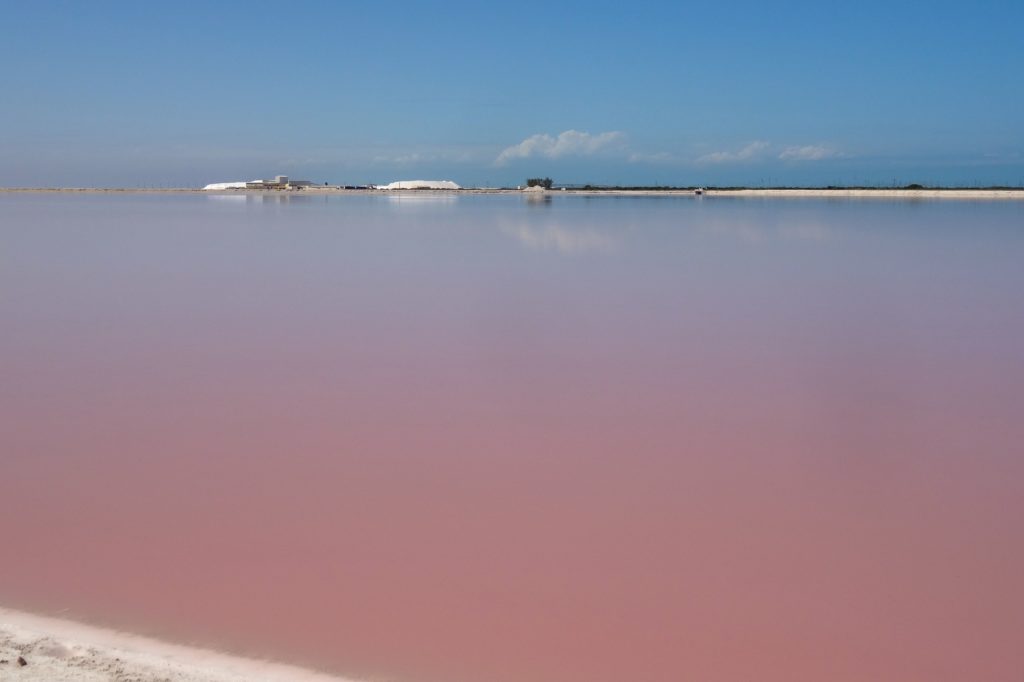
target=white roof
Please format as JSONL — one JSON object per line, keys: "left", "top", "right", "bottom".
{"left": 202, "top": 181, "right": 249, "bottom": 190}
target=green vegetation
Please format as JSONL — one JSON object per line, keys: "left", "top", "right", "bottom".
{"left": 526, "top": 177, "right": 554, "bottom": 189}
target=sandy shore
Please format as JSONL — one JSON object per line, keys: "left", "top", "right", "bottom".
{"left": 704, "top": 188, "right": 1024, "bottom": 199}
{"left": 1, "top": 187, "right": 1023, "bottom": 199}
{"left": 0, "top": 607, "right": 358, "bottom": 682}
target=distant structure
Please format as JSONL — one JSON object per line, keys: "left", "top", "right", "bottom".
{"left": 376, "top": 180, "right": 461, "bottom": 190}
{"left": 203, "top": 175, "right": 313, "bottom": 191}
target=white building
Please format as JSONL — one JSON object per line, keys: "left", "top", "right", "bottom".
{"left": 203, "top": 175, "right": 313, "bottom": 190}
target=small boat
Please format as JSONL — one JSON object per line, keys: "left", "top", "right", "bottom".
{"left": 694, "top": 187, "right": 705, "bottom": 195}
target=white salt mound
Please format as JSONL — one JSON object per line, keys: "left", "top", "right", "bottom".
{"left": 377, "top": 180, "right": 461, "bottom": 190}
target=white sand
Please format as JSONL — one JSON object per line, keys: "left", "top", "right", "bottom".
{"left": 703, "top": 188, "right": 1024, "bottom": 199}
{"left": 0, "top": 607, "right": 360, "bottom": 682}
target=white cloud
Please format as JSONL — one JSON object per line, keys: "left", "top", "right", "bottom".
{"left": 697, "top": 141, "right": 770, "bottom": 163}
{"left": 778, "top": 145, "right": 838, "bottom": 161}
{"left": 495, "top": 130, "right": 625, "bottom": 165}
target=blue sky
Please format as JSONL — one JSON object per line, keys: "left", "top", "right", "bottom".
{"left": 1, "top": 0, "right": 1022, "bottom": 187}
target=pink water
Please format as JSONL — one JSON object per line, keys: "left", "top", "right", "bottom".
{"left": 2, "top": 193, "right": 1023, "bottom": 682}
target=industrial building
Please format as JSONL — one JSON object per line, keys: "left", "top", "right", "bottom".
{"left": 203, "top": 175, "right": 313, "bottom": 191}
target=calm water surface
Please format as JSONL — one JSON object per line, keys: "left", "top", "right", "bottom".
{"left": 2, "top": 193, "right": 1023, "bottom": 682}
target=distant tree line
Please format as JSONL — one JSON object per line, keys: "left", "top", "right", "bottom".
{"left": 526, "top": 177, "right": 553, "bottom": 189}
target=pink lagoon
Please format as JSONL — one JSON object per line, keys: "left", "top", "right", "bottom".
{"left": 2, "top": 192, "right": 1023, "bottom": 682}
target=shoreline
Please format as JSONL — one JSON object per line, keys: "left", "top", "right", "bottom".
{"left": 1, "top": 187, "right": 1023, "bottom": 199}
{"left": 0, "top": 607, "right": 359, "bottom": 682}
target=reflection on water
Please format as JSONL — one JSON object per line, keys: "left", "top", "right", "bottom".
{"left": 499, "top": 221, "right": 614, "bottom": 253}
{"left": 385, "top": 193, "right": 459, "bottom": 206}
{"left": 1, "top": 193, "right": 1023, "bottom": 682}
{"left": 204, "top": 193, "right": 247, "bottom": 203}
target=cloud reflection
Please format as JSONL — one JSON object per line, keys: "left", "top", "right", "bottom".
{"left": 385, "top": 194, "right": 458, "bottom": 206}
{"left": 702, "top": 216, "right": 835, "bottom": 245}
{"left": 500, "top": 222, "right": 614, "bottom": 254}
